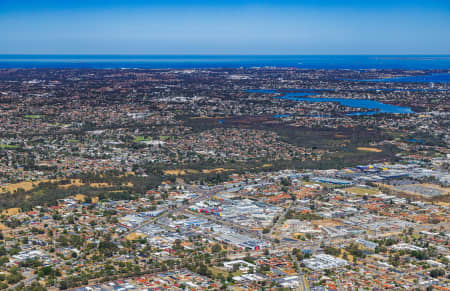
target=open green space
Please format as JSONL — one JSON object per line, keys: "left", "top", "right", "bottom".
{"left": 344, "top": 186, "right": 380, "bottom": 195}
{"left": 134, "top": 136, "right": 152, "bottom": 142}
{"left": 0, "top": 144, "right": 19, "bottom": 149}
{"left": 24, "top": 115, "right": 44, "bottom": 119}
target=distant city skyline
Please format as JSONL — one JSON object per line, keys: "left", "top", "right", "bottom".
{"left": 1, "top": 0, "right": 449, "bottom": 55}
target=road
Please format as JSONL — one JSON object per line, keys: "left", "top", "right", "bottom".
{"left": 8, "top": 272, "right": 36, "bottom": 290}
{"left": 336, "top": 278, "right": 344, "bottom": 291}
{"left": 289, "top": 253, "right": 307, "bottom": 291}
{"left": 270, "top": 199, "right": 295, "bottom": 236}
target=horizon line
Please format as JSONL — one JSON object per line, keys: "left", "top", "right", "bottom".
{"left": 1, "top": 53, "right": 450, "bottom": 56}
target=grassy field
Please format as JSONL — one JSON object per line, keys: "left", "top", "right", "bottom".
{"left": 1, "top": 178, "right": 132, "bottom": 194}
{"left": 164, "top": 168, "right": 234, "bottom": 175}
{"left": 311, "top": 219, "right": 342, "bottom": 227}
{"left": 1, "top": 179, "right": 83, "bottom": 193}
{"left": 24, "top": 114, "right": 44, "bottom": 119}
{"left": 134, "top": 136, "right": 152, "bottom": 142}
{"left": 0, "top": 144, "right": 19, "bottom": 149}
{"left": 1, "top": 207, "right": 21, "bottom": 216}
{"left": 357, "top": 147, "right": 382, "bottom": 153}
{"left": 344, "top": 186, "right": 380, "bottom": 195}
{"left": 0, "top": 180, "right": 49, "bottom": 194}
{"left": 201, "top": 168, "right": 231, "bottom": 174}
{"left": 57, "top": 179, "right": 84, "bottom": 188}
{"left": 126, "top": 232, "right": 147, "bottom": 241}
{"left": 209, "top": 266, "right": 242, "bottom": 278}
{"left": 164, "top": 169, "right": 201, "bottom": 175}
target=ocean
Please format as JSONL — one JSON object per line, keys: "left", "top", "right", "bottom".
{"left": 0, "top": 55, "right": 450, "bottom": 70}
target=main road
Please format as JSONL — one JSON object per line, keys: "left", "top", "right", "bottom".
{"left": 289, "top": 253, "right": 308, "bottom": 291}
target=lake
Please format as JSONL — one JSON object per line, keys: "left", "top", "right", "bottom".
{"left": 249, "top": 90, "right": 414, "bottom": 115}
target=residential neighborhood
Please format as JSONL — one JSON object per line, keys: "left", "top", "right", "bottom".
{"left": 0, "top": 67, "right": 448, "bottom": 290}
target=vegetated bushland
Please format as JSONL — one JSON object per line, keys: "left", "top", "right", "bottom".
{"left": 142, "top": 142, "right": 398, "bottom": 184}
{"left": 179, "top": 114, "right": 400, "bottom": 168}
{"left": 0, "top": 171, "right": 163, "bottom": 211}
{"left": 180, "top": 114, "right": 392, "bottom": 150}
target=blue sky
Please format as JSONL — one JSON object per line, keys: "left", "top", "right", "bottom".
{"left": 1, "top": 0, "right": 449, "bottom": 54}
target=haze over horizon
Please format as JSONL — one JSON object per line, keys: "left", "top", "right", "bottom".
{"left": 1, "top": 0, "right": 450, "bottom": 55}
